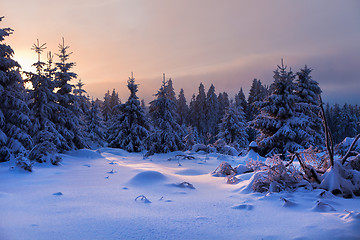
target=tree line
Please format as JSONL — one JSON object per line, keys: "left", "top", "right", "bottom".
{"left": 1, "top": 17, "right": 359, "bottom": 170}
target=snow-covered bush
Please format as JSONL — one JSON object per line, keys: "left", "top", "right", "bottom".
{"left": 192, "top": 143, "right": 216, "bottom": 153}
{"left": 213, "top": 139, "right": 239, "bottom": 156}
{"left": 336, "top": 137, "right": 360, "bottom": 156}
{"left": 15, "top": 155, "right": 33, "bottom": 172}
{"left": 212, "top": 161, "right": 237, "bottom": 177}
{"left": 246, "top": 155, "right": 303, "bottom": 193}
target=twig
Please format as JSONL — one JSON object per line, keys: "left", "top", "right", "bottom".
{"left": 319, "top": 95, "right": 334, "bottom": 167}
{"left": 341, "top": 133, "right": 360, "bottom": 165}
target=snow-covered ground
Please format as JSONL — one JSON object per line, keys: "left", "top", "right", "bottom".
{"left": 1, "top": 148, "right": 360, "bottom": 240}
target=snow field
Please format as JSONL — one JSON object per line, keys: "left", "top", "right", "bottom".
{"left": 1, "top": 148, "right": 360, "bottom": 240}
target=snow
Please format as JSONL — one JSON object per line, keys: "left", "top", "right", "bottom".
{"left": 1, "top": 148, "right": 360, "bottom": 240}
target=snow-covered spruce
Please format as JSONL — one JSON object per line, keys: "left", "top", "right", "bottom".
{"left": 251, "top": 60, "right": 308, "bottom": 156}
{"left": 295, "top": 65, "right": 324, "bottom": 148}
{"left": 55, "top": 38, "right": 88, "bottom": 150}
{"left": 0, "top": 17, "right": 32, "bottom": 162}
{"left": 205, "top": 84, "right": 220, "bottom": 139}
{"left": 217, "top": 102, "right": 248, "bottom": 150}
{"left": 176, "top": 88, "right": 189, "bottom": 126}
{"left": 26, "top": 40, "right": 63, "bottom": 163}
{"left": 107, "top": 74, "right": 150, "bottom": 152}
{"left": 86, "top": 99, "right": 106, "bottom": 147}
{"left": 189, "top": 83, "right": 207, "bottom": 141}
{"left": 146, "top": 77, "right": 184, "bottom": 155}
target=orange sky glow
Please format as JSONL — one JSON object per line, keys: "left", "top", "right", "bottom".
{"left": 2, "top": 0, "right": 360, "bottom": 104}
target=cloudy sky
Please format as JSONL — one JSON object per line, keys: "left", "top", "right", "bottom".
{"left": 2, "top": 0, "right": 360, "bottom": 104}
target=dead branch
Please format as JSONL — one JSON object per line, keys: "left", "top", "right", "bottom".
{"left": 295, "top": 152, "right": 321, "bottom": 184}
{"left": 341, "top": 133, "right": 360, "bottom": 165}
{"left": 319, "top": 95, "right": 334, "bottom": 167}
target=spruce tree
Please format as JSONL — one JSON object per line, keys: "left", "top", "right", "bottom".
{"left": 55, "top": 38, "right": 87, "bottom": 150}
{"left": 109, "top": 89, "right": 120, "bottom": 116}
{"left": 251, "top": 61, "right": 306, "bottom": 156}
{"left": 218, "top": 103, "right": 248, "bottom": 149}
{"left": 235, "top": 88, "right": 248, "bottom": 116}
{"left": 247, "top": 79, "right": 268, "bottom": 142}
{"left": 193, "top": 83, "right": 207, "bottom": 138}
{"left": 107, "top": 73, "right": 150, "bottom": 152}
{"left": 102, "top": 90, "right": 112, "bottom": 122}
{"left": 74, "top": 79, "right": 90, "bottom": 120}
{"left": 218, "top": 92, "right": 230, "bottom": 120}
{"left": 166, "top": 77, "right": 176, "bottom": 102}
{"left": 187, "top": 94, "right": 197, "bottom": 127}
{"left": 295, "top": 65, "right": 324, "bottom": 148}
{"left": 176, "top": 88, "right": 188, "bottom": 126}
{"left": 206, "top": 84, "right": 219, "bottom": 139}
{"left": 147, "top": 77, "right": 184, "bottom": 155}
{"left": 0, "top": 17, "right": 32, "bottom": 162}
{"left": 26, "top": 40, "right": 63, "bottom": 163}
{"left": 86, "top": 99, "right": 106, "bottom": 146}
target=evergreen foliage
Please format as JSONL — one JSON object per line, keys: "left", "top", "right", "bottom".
{"left": 107, "top": 74, "right": 149, "bottom": 152}
{"left": 86, "top": 99, "right": 106, "bottom": 146}
{"left": 176, "top": 88, "right": 188, "bottom": 126}
{"left": 206, "top": 84, "right": 219, "bottom": 139}
{"left": 147, "top": 78, "right": 184, "bottom": 155}
{"left": 218, "top": 103, "right": 249, "bottom": 149}
{"left": 55, "top": 38, "right": 87, "bottom": 150}
{"left": 26, "top": 40, "right": 63, "bottom": 163}
{"left": 0, "top": 17, "right": 32, "bottom": 162}
{"left": 251, "top": 61, "right": 307, "bottom": 156}
{"left": 295, "top": 65, "right": 324, "bottom": 148}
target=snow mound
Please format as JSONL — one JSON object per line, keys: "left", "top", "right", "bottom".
{"left": 245, "top": 149, "right": 266, "bottom": 162}
{"left": 98, "top": 148, "right": 129, "bottom": 156}
{"left": 175, "top": 169, "right": 206, "bottom": 176}
{"left": 129, "top": 171, "right": 167, "bottom": 186}
{"left": 66, "top": 149, "right": 103, "bottom": 159}
{"left": 311, "top": 200, "right": 336, "bottom": 212}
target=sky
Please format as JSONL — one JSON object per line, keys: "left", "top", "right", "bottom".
{"left": 2, "top": 0, "right": 360, "bottom": 104}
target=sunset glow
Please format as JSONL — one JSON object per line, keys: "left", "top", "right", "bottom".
{"left": 3, "top": 0, "right": 360, "bottom": 103}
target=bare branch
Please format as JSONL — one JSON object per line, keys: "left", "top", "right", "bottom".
{"left": 342, "top": 133, "right": 360, "bottom": 165}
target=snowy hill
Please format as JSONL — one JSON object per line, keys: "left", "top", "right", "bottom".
{"left": 1, "top": 148, "right": 360, "bottom": 240}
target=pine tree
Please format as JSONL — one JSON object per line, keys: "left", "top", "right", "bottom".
{"left": 0, "top": 17, "right": 32, "bottom": 162}
{"left": 107, "top": 73, "right": 150, "bottom": 152}
{"left": 218, "top": 92, "right": 230, "bottom": 120}
{"left": 109, "top": 89, "right": 120, "bottom": 116}
{"left": 248, "top": 79, "right": 268, "bottom": 118}
{"left": 218, "top": 103, "right": 248, "bottom": 149}
{"left": 26, "top": 40, "right": 63, "bottom": 163}
{"left": 166, "top": 77, "right": 176, "bottom": 102}
{"left": 331, "top": 103, "right": 343, "bottom": 143}
{"left": 235, "top": 88, "right": 248, "bottom": 115}
{"left": 247, "top": 79, "right": 268, "bottom": 142}
{"left": 102, "top": 90, "right": 112, "bottom": 122}
{"left": 55, "top": 37, "right": 87, "bottom": 150}
{"left": 340, "top": 104, "right": 358, "bottom": 140}
{"left": 295, "top": 65, "right": 324, "bottom": 148}
{"left": 147, "top": 77, "right": 184, "bottom": 155}
{"left": 206, "top": 84, "right": 219, "bottom": 139}
{"left": 251, "top": 61, "right": 306, "bottom": 156}
{"left": 176, "top": 88, "right": 188, "bottom": 126}
{"left": 187, "top": 94, "right": 196, "bottom": 127}
{"left": 86, "top": 99, "right": 106, "bottom": 146}
{"left": 193, "top": 83, "right": 207, "bottom": 138}
{"left": 74, "top": 79, "right": 90, "bottom": 118}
